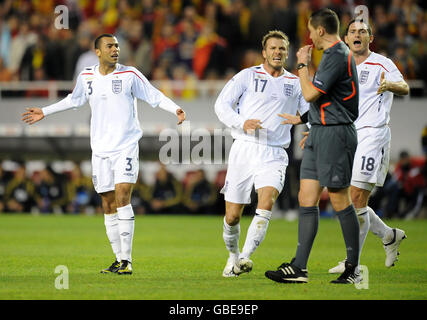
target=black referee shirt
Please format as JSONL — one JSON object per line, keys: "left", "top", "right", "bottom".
{"left": 309, "top": 40, "right": 359, "bottom": 126}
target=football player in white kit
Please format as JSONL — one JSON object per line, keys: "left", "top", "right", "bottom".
{"left": 328, "top": 20, "right": 409, "bottom": 273}
{"left": 22, "top": 34, "right": 186, "bottom": 275}
{"left": 215, "top": 30, "right": 310, "bottom": 277}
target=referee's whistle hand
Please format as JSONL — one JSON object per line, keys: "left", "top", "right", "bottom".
{"left": 296, "top": 45, "right": 313, "bottom": 65}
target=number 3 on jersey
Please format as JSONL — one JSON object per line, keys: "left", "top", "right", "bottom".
{"left": 254, "top": 79, "right": 267, "bottom": 92}
{"left": 87, "top": 81, "right": 93, "bottom": 95}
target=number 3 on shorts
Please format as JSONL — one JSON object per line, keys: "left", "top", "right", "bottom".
{"left": 125, "top": 157, "right": 132, "bottom": 171}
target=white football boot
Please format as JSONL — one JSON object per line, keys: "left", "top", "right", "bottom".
{"left": 328, "top": 259, "right": 346, "bottom": 274}
{"left": 384, "top": 228, "right": 407, "bottom": 267}
{"left": 232, "top": 257, "right": 253, "bottom": 276}
{"left": 222, "top": 256, "right": 238, "bottom": 277}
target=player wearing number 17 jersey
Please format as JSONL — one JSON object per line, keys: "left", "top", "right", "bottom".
{"left": 328, "top": 20, "right": 409, "bottom": 274}
{"left": 215, "top": 30, "right": 309, "bottom": 278}
{"left": 22, "top": 34, "right": 186, "bottom": 275}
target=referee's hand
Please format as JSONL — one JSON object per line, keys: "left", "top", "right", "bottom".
{"left": 299, "top": 131, "right": 309, "bottom": 149}
{"left": 296, "top": 45, "right": 313, "bottom": 65}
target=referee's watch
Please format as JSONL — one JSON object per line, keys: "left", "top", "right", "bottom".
{"left": 297, "top": 63, "right": 308, "bottom": 70}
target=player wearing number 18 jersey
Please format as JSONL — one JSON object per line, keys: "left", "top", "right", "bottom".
{"left": 215, "top": 30, "right": 309, "bottom": 278}
{"left": 22, "top": 34, "right": 186, "bottom": 275}
{"left": 328, "top": 20, "right": 409, "bottom": 274}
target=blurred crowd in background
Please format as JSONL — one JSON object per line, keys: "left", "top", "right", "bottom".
{"left": 0, "top": 0, "right": 426, "bottom": 218}
{"left": 0, "top": 140, "right": 426, "bottom": 219}
{"left": 0, "top": 160, "right": 227, "bottom": 215}
{"left": 0, "top": 0, "right": 426, "bottom": 89}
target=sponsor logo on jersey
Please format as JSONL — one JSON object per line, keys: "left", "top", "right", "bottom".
{"left": 112, "top": 80, "right": 122, "bottom": 94}
{"left": 360, "top": 70, "right": 369, "bottom": 84}
{"left": 283, "top": 84, "right": 294, "bottom": 96}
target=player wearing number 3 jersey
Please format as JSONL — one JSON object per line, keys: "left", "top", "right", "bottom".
{"left": 22, "top": 34, "right": 186, "bottom": 275}
{"left": 328, "top": 19, "right": 409, "bottom": 274}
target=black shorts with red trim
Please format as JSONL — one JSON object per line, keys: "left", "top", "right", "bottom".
{"left": 300, "top": 124, "right": 357, "bottom": 189}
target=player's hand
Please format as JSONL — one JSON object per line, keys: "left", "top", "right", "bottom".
{"left": 278, "top": 113, "right": 302, "bottom": 125}
{"left": 299, "top": 131, "right": 309, "bottom": 149}
{"left": 176, "top": 108, "right": 186, "bottom": 125}
{"left": 21, "top": 107, "right": 44, "bottom": 125}
{"left": 377, "top": 72, "right": 389, "bottom": 94}
{"left": 296, "top": 45, "right": 313, "bottom": 65}
{"left": 243, "top": 119, "right": 263, "bottom": 133}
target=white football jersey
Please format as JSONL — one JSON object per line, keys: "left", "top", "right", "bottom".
{"left": 354, "top": 52, "right": 404, "bottom": 129}
{"left": 42, "top": 64, "right": 179, "bottom": 156}
{"left": 214, "top": 64, "right": 309, "bottom": 148}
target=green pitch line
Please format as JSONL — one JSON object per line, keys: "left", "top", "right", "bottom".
{"left": 0, "top": 214, "right": 426, "bottom": 300}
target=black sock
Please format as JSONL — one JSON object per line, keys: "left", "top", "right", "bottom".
{"left": 293, "top": 206, "right": 319, "bottom": 270}
{"left": 336, "top": 204, "right": 360, "bottom": 266}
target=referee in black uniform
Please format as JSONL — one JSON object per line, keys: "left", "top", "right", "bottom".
{"left": 265, "top": 8, "right": 361, "bottom": 284}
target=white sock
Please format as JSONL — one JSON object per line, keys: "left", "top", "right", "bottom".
{"left": 117, "top": 204, "right": 135, "bottom": 263}
{"left": 367, "top": 206, "right": 393, "bottom": 243}
{"left": 241, "top": 209, "right": 272, "bottom": 259}
{"left": 356, "top": 207, "right": 370, "bottom": 264}
{"left": 104, "top": 213, "right": 121, "bottom": 262}
{"left": 223, "top": 217, "right": 240, "bottom": 261}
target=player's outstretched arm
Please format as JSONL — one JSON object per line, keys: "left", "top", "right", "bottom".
{"left": 278, "top": 112, "right": 302, "bottom": 125}
{"left": 21, "top": 107, "right": 45, "bottom": 125}
{"left": 176, "top": 108, "right": 186, "bottom": 125}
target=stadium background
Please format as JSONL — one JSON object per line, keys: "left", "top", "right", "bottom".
{"left": 0, "top": 0, "right": 426, "bottom": 219}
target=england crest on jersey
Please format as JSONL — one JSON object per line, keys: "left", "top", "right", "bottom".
{"left": 112, "top": 80, "right": 122, "bottom": 94}
{"left": 284, "top": 84, "right": 294, "bottom": 97}
{"left": 360, "top": 70, "right": 369, "bottom": 84}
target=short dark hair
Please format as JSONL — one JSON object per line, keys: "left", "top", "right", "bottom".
{"left": 94, "top": 33, "right": 115, "bottom": 49}
{"left": 345, "top": 19, "right": 372, "bottom": 36}
{"left": 261, "top": 30, "right": 290, "bottom": 50}
{"left": 310, "top": 8, "right": 340, "bottom": 35}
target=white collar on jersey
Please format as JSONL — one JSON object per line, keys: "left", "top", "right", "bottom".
{"left": 94, "top": 63, "right": 120, "bottom": 77}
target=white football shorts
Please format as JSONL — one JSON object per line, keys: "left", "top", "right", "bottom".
{"left": 351, "top": 126, "right": 391, "bottom": 190}
{"left": 221, "top": 139, "right": 288, "bottom": 204}
{"left": 91, "top": 143, "right": 139, "bottom": 193}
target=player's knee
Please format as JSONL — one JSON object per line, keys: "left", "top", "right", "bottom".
{"left": 102, "top": 199, "right": 116, "bottom": 214}
{"left": 115, "top": 195, "right": 131, "bottom": 208}
{"left": 115, "top": 186, "right": 132, "bottom": 208}
{"left": 352, "top": 193, "right": 364, "bottom": 208}
{"left": 298, "top": 190, "right": 318, "bottom": 207}
{"left": 257, "top": 198, "right": 274, "bottom": 211}
{"left": 225, "top": 214, "right": 240, "bottom": 226}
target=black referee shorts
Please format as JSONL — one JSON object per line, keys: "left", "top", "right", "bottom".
{"left": 300, "top": 124, "right": 357, "bottom": 189}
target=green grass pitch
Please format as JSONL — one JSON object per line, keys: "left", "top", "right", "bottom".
{"left": 0, "top": 213, "right": 426, "bottom": 300}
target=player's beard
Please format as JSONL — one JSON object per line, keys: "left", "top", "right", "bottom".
{"left": 268, "top": 58, "right": 285, "bottom": 71}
